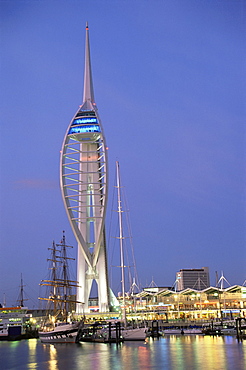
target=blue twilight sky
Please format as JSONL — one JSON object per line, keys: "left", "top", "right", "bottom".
{"left": 0, "top": 0, "right": 245, "bottom": 307}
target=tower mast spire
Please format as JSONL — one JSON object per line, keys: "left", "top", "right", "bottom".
{"left": 60, "top": 23, "right": 111, "bottom": 313}
{"left": 83, "top": 22, "right": 95, "bottom": 105}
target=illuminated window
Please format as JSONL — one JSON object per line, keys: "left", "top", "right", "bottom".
{"left": 71, "top": 118, "right": 98, "bottom": 126}
{"left": 68, "top": 124, "right": 101, "bottom": 135}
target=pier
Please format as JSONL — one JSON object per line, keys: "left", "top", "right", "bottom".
{"left": 236, "top": 318, "right": 246, "bottom": 340}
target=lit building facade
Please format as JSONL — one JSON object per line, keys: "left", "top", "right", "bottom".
{"left": 60, "top": 24, "right": 110, "bottom": 313}
{"left": 135, "top": 285, "right": 246, "bottom": 322}
{"left": 176, "top": 267, "right": 210, "bottom": 291}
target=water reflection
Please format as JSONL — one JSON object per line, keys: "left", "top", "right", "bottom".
{"left": 27, "top": 339, "right": 38, "bottom": 369}
{"left": 112, "top": 336, "right": 246, "bottom": 370}
{"left": 48, "top": 344, "right": 58, "bottom": 370}
{"left": 0, "top": 336, "right": 245, "bottom": 370}
{"left": 156, "top": 336, "right": 245, "bottom": 370}
{"left": 138, "top": 344, "right": 151, "bottom": 369}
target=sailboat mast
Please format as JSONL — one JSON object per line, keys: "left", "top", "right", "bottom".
{"left": 19, "top": 274, "right": 24, "bottom": 307}
{"left": 116, "top": 161, "right": 126, "bottom": 324}
{"left": 17, "top": 273, "right": 27, "bottom": 307}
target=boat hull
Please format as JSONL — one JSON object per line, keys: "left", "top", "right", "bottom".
{"left": 121, "top": 327, "right": 147, "bottom": 341}
{"left": 39, "top": 323, "right": 79, "bottom": 344}
{"left": 162, "top": 329, "right": 203, "bottom": 335}
{"left": 39, "top": 333, "right": 78, "bottom": 343}
{"left": 0, "top": 331, "right": 39, "bottom": 341}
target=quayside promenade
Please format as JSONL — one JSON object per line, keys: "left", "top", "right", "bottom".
{"left": 26, "top": 284, "right": 245, "bottom": 329}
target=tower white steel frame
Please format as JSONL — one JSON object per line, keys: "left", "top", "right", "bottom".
{"left": 60, "top": 24, "right": 110, "bottom": 313}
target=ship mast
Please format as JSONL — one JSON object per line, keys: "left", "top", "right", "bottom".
{"left": 39, "top": 232, "right": 80, "bottom": 322}
{"left": 49, "top": 241, "right": 59, "bottom": 314}
{"left": 116, "top": 161, "right": 127, "bottom": 325}
{"left": 55, "top": 231, "right": 74, "bottom": 321}
{"left": 17, "top": 273, "right": 28, "bottom": 307}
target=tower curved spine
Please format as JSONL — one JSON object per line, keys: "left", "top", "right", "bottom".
{"left": 60, "top": 23, "right": 110, "bottom": 313}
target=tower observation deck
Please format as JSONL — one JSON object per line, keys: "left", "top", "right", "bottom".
{"left": 60, "top": 23, "right": 110, "bottom": 313}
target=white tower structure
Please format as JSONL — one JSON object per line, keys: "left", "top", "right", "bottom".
{"left": 60, "top": 23, "right": 110, "bottom": 313}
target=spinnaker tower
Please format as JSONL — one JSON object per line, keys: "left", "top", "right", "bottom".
{"left": 60, "top": 23, "right": 110, "bottom": 313}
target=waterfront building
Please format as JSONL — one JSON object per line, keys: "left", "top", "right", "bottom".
{"left": 60, "top": 24, "right": 111, "bottom": 313}
{"left": 135, "top": 284, "right": 246, "bottom": 321}
{"left": 176, "top": 267, "right": 210, "bottom": 291}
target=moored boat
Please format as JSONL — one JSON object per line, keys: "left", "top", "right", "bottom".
{"left": 0, "top": 306, "right": 37, "bottom": 341}
{"left": 162, "top": 328, "right": 203, "bottom": 335}
{"left": 202, "top": 320, "right": 237, "bottom": 336}
{"left": 76, "top": 321, "right": 147, "bottom": 342}
{"left": 112, "top": 162, "right": 147, "bottom": 342}
{"left": 38, "top": 232, "right": 82, "bottom": 344}
{"left": 121, "top": 326, "right": 147, "bottom": 341}
{"left": 39, "top": 322, "right": 81, "bottom": 343}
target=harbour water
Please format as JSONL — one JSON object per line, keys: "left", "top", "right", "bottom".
{"left": 1, "top": 336, "right": 245, "bottom": 370}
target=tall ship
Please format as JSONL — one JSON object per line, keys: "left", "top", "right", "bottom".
{"left": 38, "top": 232, "right": 82, "bottom": 343}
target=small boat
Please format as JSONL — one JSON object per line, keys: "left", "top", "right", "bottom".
{"left": 162, "top": 327, "right": 203, "bottom": 335}
{"left": 38, "top": 232, "right": 82, "bottom": 344}
{"left": 219, "top": 320, "right": 237, "bottom": 335}
{"left": 183, "top": 328, "right": 203, "bottom": 334}
{"left": 220, "top": 327, "right": 237, "bottom": 335}
{"left": 162, "top": 329, "right": 184, "bottom": 335}
{"left": 121, "top": 326, "right": 148, "bottom": 341}
{"left": 202, "top": 320, "right": 237, "bottom": 336}
{"left": 77, "top": 320, "right": 147, "bottom": 342}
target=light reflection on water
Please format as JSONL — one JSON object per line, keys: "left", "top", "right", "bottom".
{"left": 0, "top": 336, "right": 245, "bottom": 370}
{"left": 27, "top": 339, "right": 38, "bottom": 369}
{"left": 47, "top": 344, "right": 58, "bottom": 370}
